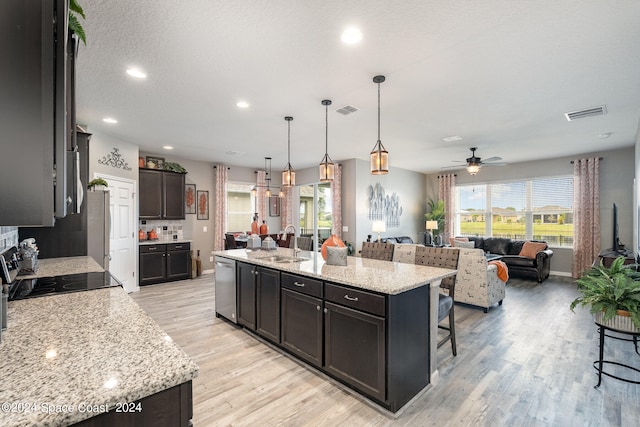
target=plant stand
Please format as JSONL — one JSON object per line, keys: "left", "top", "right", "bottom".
{"left": 593, "top": 321, "right": 640, "bottom": 388}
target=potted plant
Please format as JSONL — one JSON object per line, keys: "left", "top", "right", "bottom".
{"left": 87, "top": 178, "right": 109, "bottom": 191}
{"left": 570, "top": 256, "right": 640, "bottom": 332}
{"left": 425, "top": 199, "right": 445, "bottom": 244}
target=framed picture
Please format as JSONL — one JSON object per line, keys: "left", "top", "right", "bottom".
{"left": 185, "top": 184, "right": 196, "bottom": 214}
{"left": 269, "top": 196, "right": 280, "bottom": 217}
{"left": 145, "top": 156, "right": 165, "bottom": 170}
{"left": 197, "top": 190, "right": 209, "bottom": 220}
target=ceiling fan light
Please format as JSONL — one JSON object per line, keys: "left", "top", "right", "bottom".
{"left": 370, "top": 140, "right": 388, "bottom": 174}
{"left": 467, "top": 164, "right": 480, "bottom": 175}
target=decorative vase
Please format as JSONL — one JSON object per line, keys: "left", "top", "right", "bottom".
{"left": 321, "top": 234, "right": 346, "bottom": 260}
{"left": 594, "top": 310, "right": 640, "bottom": 333}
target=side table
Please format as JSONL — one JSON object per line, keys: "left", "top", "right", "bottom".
{"left": 593, "top": 321, "right": 640, "bottom": 388}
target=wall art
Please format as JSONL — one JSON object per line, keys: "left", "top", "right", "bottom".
{"left": 197, "top": 190, "right": 209, "bottom": 220}
{"left": 269, "top": 196, "right": 280, "bottom": 217}
{"left": 367, "top": 182, "right": 402, "bottom": 228}
{"left": 98, "top": 147, "right": 132, "bottom": 171}
{"left": 185, "top": 184, "right": 196, "bottom": 214}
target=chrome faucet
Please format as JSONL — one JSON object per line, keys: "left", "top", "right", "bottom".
{"left": 283, "top": 224, "right": 299, "bottom": 256}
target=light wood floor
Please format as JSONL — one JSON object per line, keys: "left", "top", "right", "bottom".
{"left": 130, "top": 274, "right": 640, "bottom": 426}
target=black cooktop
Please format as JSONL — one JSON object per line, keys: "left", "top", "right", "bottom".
{"left": 8, "top": 271, "right": 122, "bottom": 301}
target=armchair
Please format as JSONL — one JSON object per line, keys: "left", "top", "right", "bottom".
{"left": 454, "top": 248, "right": 506, "bottom": 312}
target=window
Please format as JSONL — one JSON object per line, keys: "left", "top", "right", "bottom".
{"left": 226, "top": 182, "right": 255, "bottom": 232}
{"left": 455, "top": 176, "right": 573, "bottom": 247}
{"left": 299, "top": 182, "right": 332, "bottom": 248}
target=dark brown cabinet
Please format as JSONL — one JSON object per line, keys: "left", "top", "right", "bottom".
{"left": 236, "top": 261, "right": 281, "bottom": 343}
{"left": 139, "top": 243, "right": 190, "bottom": 286}
{"left": 139, "top": 169, "right": 185, "bottom": 220}
{"left": 281, "top": 273, "right": 323, "bottom": 368}
{"left": 323, "top": 283, "right": 386, "bottom": 402}
{"left": 256, "top": 268, "right": 281, "bottom": 342}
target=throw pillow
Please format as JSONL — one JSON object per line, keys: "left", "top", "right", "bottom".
{"left": 519, "top": 241, "right": 547, "bottom": 259}
{"left": 449, "top": 237, "right": 469, "bottom": 246}
{"left": 453, "top": 240, "right": 475, "bottom": 249}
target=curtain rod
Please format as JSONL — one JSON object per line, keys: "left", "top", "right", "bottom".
{"left": 570, "top": 157, "right": 603, "bottom": 164}
{"left": 213, "top": 165, "right": 230, "bottom": 169}
{"left": 437, "top": 174, "right": 457, "bottom": 178}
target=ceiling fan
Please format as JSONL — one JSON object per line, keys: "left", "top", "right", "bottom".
{"left": 443, "top": 147, "right": 507, "bottom": 175}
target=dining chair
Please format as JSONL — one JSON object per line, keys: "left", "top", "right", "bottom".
{"left": 414, "top": 246, "right": 460, "bottom": 356}
{"left": 360, "top": 242, "right": 395, "bottom": 261}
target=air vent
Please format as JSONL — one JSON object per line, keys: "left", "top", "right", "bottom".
{"left": 564, "top": 105, "right": 607, "bottom": 121}
{"left": 336, "top": 105, "right": 359, "bottom": 115}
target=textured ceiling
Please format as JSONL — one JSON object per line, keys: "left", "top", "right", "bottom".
{"left": 75, "top": 0, "right": 640, "bottom": 174}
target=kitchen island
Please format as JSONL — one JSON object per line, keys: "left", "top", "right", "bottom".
{"left": 213, "top": 248, "right": 456, "bottom": 414}
{"left": 0, "top": 256, "right": 198, "bottom": 426}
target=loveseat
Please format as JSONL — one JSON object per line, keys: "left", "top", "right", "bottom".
{"left": 463, "top": 237, "right": 553, "bottom": 282}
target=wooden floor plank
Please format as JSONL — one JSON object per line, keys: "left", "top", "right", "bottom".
{"left": 130, "top": 274, "right": 640, "bottom": 426}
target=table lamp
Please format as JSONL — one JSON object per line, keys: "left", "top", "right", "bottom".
{"left": 372, "top": 220, "right": 386, "bottom": 242}
{"left": 426, "top": 220, "right": 438, "bottom": 246}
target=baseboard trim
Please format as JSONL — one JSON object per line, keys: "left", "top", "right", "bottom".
{"left": 550, "top": 271, "right": 572, "bottom": 277}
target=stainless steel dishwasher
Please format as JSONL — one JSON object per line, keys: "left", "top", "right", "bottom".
{"left": 214, "top": 256, "right": 237, "bottom": 323}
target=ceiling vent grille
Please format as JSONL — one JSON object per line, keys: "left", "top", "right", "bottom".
{"left": 564, "top": 105, "right": 607, "bottom": 121}
{"left": 336, "top": 105, "right": 359, "bottom": 115}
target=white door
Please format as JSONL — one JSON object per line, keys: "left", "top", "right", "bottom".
{"left": 97, "top": 174, "right": 137, "bottom": 293}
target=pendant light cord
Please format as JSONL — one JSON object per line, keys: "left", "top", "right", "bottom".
{"left": 287, "top": 120, "right": 291, "bottom": 164}
{"left": 325, "top": 102, "right": 329, "bottom": 155}
{"left": 377, "top": 81, "right": 381, "bottom": 142}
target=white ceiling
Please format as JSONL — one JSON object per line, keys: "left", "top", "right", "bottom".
{"left": 76, "top": 0, "right": 640, "bottom": 175}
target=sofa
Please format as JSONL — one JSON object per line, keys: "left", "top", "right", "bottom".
{"left": 380, "top": 236, "right": 414, "bottom": 244}
{"left": 463, "top": 237, "right": 553, "bottom": 282}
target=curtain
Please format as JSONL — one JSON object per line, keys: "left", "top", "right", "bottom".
{"left": 256, "top": 170, "right": 267, "bottom": 224}
{"left": 572, "top": 157, "right": 600, "bottom": 278}
{"left": 213, "top": 164, "right": 228, "bottom": 251}
{"left": 281, "top": 186, "right": 293, "bottom": 233}
{"left": 438, "top": 174, "right": 456, "bottom": 243}
{"left": 331, "top": 164, "right": 343, "bottom": 239}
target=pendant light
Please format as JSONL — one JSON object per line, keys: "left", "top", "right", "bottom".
{"left": 264, "top": 157, "right": 272, "bottom": 198}
{"left": 370, "top": 75, "right": 389, "bottom": 175}
{"left": 319, "top": 99, "right": 335, "bottom": 182}
{"left": 281, "top": 116, "right": 296, "bottom": 187}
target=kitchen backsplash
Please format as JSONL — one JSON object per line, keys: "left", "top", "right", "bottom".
{"left": 139, "top": 220, "right": 184, "bottom": 241}
{"left": 0, "top": 226, "right": 19, "bottom": 251}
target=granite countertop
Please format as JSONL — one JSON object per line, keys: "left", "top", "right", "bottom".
{"left": 16, "top": 256, "right": 104, "bottom": 279}
{"left": 139, "top": 239, "right": 191, "bottom": 246}
{"left": 0, "top": 287, "right": 199, "bottom": 426}
{"left": 214, "top": 248, "right": 456, "bottom": 295}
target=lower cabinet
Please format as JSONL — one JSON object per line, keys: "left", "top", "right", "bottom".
{"left": 323, "top": 284, "right": 386, "bottom": 403}
{"left": 139, "top": 243, "right": 190, "bottom": 286}
{"left": 281, "top": 273, "right": 323, "bottom": 368}
{"left": 237, "top": 261, "right": 280, "bottom": 343}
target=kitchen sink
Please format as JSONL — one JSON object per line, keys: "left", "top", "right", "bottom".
{"left": 262, "top": 255, "right": 309, "bottom": 263}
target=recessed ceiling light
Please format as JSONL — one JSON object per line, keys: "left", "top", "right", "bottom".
{"left": 102, "top": 117, "right": 118, "bottom": 124}
{"left": 163, "top": 145, "right": 174, "bottom": 150}
{"left": 126, "top": 68, "right": 147, "bottom": 79}
{"left": 236, "top": 101, "right": 250, "bottom": 109}
{"left": 341, "top": 27, "right": 363, "bottom": 44}
{"left": 598, "top": 132, "right": 612, "bottom": 139}
{"left": 442, "top": 135, "right": 463, "bottom": 142}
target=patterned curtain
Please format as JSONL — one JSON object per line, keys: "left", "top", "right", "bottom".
{"left": 281, "top": 186, "right": 293, "bottom": 232}
{"left": 331, "top": 164, "right": 343, "bottom": 239}
{"left": 213, "top": 164, "right": 228, "bottom": 251}
{"left": 256, "top": 170, "right": 267, "bottom": 224}
{"left": 572, "top": 157, "right": 600, "bottom": 278}
{"left": 438, "top": 174, "right": 456, "bottom": 243}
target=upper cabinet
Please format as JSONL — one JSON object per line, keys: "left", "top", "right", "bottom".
{"left": 139, "top": 169, "right": 185, "bottom": 220}
{"left": 0, "top": 0, "right": 79, "bottom": 226}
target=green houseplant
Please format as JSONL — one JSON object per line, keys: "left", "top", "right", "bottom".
{"left": 570, "top": 256, "right": 640, "bottom": 331}
{"left": 87, "top": 178, "right": 108, "bottom": 191}
{"left": 425, "top": 199, "right": 445, "bottom": 236}
{"left": 68, "top": 0, "right": 87, "bottom": 45}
